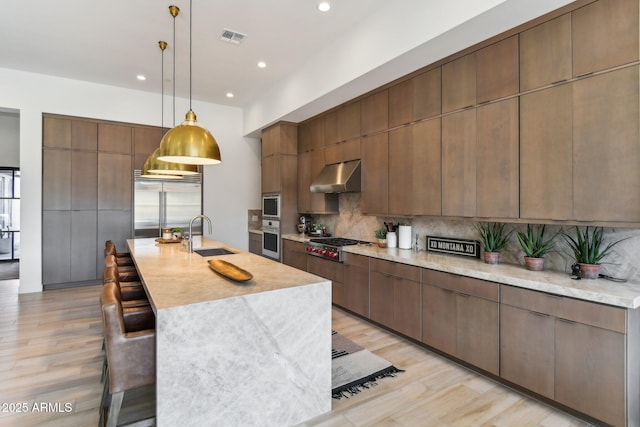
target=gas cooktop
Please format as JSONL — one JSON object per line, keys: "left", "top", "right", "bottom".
{"left": 305, "top": 237, "right": 371, "bottom": 262}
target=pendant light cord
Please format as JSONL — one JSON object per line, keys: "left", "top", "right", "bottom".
{"left": 189, "top": 0, "right": 193, "bottom": 111}
{"left": 161, "top": 45, "right": 164, "bottom": 133}
{"left": 173, "top": 12, "right": 177, "bottom": 126}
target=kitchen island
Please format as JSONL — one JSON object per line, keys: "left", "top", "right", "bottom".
{"left": 127, "top": 237, "right": 332, "bottom": 427}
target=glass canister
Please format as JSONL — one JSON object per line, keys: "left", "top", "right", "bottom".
{"left": 162, "top": 228, "right": 172, "bottom": 240}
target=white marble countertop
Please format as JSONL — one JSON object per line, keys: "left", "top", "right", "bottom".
{"left": 128, "top": 236, "right": 329, "bottom": 312}
{"left": 281, "top": 234, "right": 640, "bottom": 309}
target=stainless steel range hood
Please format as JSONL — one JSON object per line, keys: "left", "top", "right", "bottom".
{"left": 310, "top": 159, "right": 361, "bottom": 193}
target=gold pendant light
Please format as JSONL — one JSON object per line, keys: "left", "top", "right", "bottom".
{"left": 141, "top": 39, "right": 198, "bottom": 178}
{"left": 158, "top": 1, "right": 222, "bottom": 165}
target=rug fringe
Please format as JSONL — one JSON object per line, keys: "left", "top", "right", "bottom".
{"left": 331, "top": 365, "right": 405, "bottom": 400}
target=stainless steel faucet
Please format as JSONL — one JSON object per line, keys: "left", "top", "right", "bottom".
{"left": 188, "top": 214, "right": 213, "bottom": 253}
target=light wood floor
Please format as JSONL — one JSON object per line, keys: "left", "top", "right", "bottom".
{"left": 0, "top": 280, "right": 593, "bottom": 427}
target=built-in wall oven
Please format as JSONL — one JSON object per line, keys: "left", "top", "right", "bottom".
{"left": 262, "top": 219, "right": 280, "bottom": 260}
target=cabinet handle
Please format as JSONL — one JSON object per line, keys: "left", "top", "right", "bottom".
{"left": 458, "top": 293, "right": 470, "bottom": 298}
{"left": 551, "top": 79, "right": 567, "bottom": 84}
{"left": 530, "top": 310, "right": 550, "bottom": 318}
{"left": 575, "top": 71, "right": 594, "bottom": 78}
{"left": 557, "top": 318, "right": 576, "bottom": 325}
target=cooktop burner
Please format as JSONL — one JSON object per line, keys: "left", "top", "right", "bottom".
{"left": 309, "top": 237, "right": 363, "bottom": 247}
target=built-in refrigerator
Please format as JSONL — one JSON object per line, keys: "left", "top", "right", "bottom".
{"left": 134, "top": 171, "right": 202, "bottom": 238}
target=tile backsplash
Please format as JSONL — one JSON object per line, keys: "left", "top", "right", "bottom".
{"left": 312, "top": 193, "right": 640, "bottom": 283}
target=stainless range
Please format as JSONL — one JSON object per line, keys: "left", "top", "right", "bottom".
{"left": 304, "top": 237, "right": 370, "bottom": 262}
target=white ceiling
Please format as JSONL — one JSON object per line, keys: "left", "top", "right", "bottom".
{"left": 1, "top": 0, "right": 575, "bottom": 134}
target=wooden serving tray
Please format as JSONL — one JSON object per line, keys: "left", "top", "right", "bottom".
{"left": 208, "top": 259, "right": 253, "bottom": 282}
{"left": 155, "top": 237, "right": 182, "bottom": 244}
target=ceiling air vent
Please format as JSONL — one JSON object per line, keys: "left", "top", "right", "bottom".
{"left": 220, "top": 29, "right": 246, "bottom": 44}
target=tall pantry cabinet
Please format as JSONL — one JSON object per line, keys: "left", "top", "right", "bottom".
{"left": 42, "top": 114, "right": 157, "bottom": 288}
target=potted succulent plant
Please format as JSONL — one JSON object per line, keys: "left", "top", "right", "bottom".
{"left": 474, "top": 222, "right": 513, "bottom": 264}
{"left": 516, "top": 224, "right": 561, "bottom": 271}
{"left": 563, "top": 226, "right": 629, "bottom": 279}
{"left": 375, "top": 228, "right": 388, "bottom": 248}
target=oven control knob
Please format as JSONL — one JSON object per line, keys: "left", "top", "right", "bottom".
{"left": 329, "top": 252, "right": 338, "bottom": 258}
{"left": 321, "top": 249, "right": 327, "bottom": 254}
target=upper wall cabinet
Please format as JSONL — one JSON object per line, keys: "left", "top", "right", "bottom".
{"left": 389, "top": 79, "right": 413, "bottom": 128}
{"left": 520, "top": 14, "right": 572, "bottom": 91}
{"left": 520, "top": 84, "right": 573, "bottom": 220}
{"left": 298, "top": 116, "right": 324, "bottom": 153}
{"left": 442, "top": 53, "right": 476, "bottom": 113}
{"left": 361, "top": 132, "right": 389, "bottom": 215}
{"left": 98, "top": 124, "right": 132, "bottom": 154}
{"left": 133, "top": 127, "right": 162, "bottom": 171}
{"left": 476, "top": 35, "right": 519, "bottom": 103}
{"left": 389, "top": 67, "right": 442, "bottom": 128}
{"left": 572, "top": 66, "right": 640, "bottom": 222}
{"left": 324, "top": 102, "right": 360, "bottom": 145}
{"left": 572, "top": 0, "right": 639, "bottom": 77}
{"left": 361, "top": 91, "right": 388, "bottom": 135}
{"left": 413, "top": 67, "right": 441, "bottom": 121}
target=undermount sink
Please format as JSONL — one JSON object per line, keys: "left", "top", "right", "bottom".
{"left": 194, "top": 248, "right": 236, "bottom": 257}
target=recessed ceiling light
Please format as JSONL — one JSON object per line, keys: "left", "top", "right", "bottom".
{"left": 137, "top": 75, "right": 146, "bottom": 81}
{"left": 257, "top": 61, "right": 267, "bottom": 68}
{"left": 226, "top": 92, "right": 234, "bottom": 98}
{"left": 318, "top": 2, "right": 330, "bottom": 12}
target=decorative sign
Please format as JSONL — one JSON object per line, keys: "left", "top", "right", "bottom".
{"left": 426, "top": 236, "right": 481, "bottom": 258}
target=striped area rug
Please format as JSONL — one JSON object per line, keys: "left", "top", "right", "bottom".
{"left": 332, "top": 330, "right": 404, "bottom": 399}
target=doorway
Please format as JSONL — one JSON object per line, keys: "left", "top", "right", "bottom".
{"left": 0, "top": 109, "right": 20, "bottom": 281}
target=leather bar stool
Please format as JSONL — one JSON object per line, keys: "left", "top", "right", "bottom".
{"left": 104, "top": 240, "right": 134, "bottom": 267}
{"left": 103, "top": 265, "right": 148, "bottom": 303}
{"left": 104, "top": 254, "right": 140, "bottom": 283}
{"left": 100, "top": 282, "right": 156, "bottom": 427}
{"left": 100, "top": 275, "right": 153, "bottom": 383}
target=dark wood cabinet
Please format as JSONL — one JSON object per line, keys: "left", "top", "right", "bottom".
{"left": 500, "top": 284, "right": 634, "bottom": 427}
{"left": 282, "top": 239, "right": 307, "bottom": 271}
{"left": 324, "top": 139, "right": 360, "bottom": 165}
{"left": 572, "top": 0, "right": 639, "bottom": 77}
{"left": 572, "top": 66, "right": 640, "bottom": 222}
{"left": 388, "top": 126, "right": 413, "bottom": 216}
{"left": 413, "top": 67, "right": 441, "bottom": 121}
{"left": 98, "top": 123, "right": 132, "bottom": 153}
{"left": 555, "top": 319, "right": 625, "bottom": 427}
{"left": 248, "top": 232, "right": 261, "bottom": 255}
{"left": 361, "top": 132, "right": 389, "bottom": 215}
{"left": 389, "top": 119, "right": 441, "bottom": 216}
{"left": 520, "top": 84, "right": 573, "bottom": 220}
{"left": 370, "top": 259, "right": 421, "bottom": 340}
{"left": 476, "top": 35, "right": 519, "bottom": 103}
{"left": 133, "top": 126, "right": 162, "bottom": 170}
{"left": 476, "top": 98, "right": 519, "bottom": 219}
{"left": 98, "top": 152, "right": 132, "bottom": 210}
{"left": 42, "top": 149, "right": 71, "bottom": 210}
{"left": 71, "top": 151, "right": 97, "bottom": 210}
{"left": 42, "top": 114, "right": 157, "bottom": 288}
{"left": 308, "top": 255, "right": 344, "bottom": 305}
{"left": 360, "top": 91, "right": 388, "bottom": 135}
{"left": 519, "top": 14, "right": 572, "bottom": 91}
{"left": 342, "top": 253, "right": 370, "bottom": 318}
{"left": 422, "top": 269, "right": 499, "bottom": 375}
{"left": 70, "top": 210, "right": 97, "bottom": 282}
{"left": 42, "top": 211, "right": 71, "bottom": 285}
{"left": 442, "top": 53, "right": 476, "bottom": 113}
{"left": 389, "top": 79, "right": 413, "bottom": 128}
{"left": 298, "top": 116, "right": 324, "bottom": 153}
{"left": 500, "top": 304, "right": 555, "bottom": 399}
{"left": 442, "top": 109, "right": 476, "bottom": 217}
{"left": 71, "top": 120, "right": 98, "bottom": 150}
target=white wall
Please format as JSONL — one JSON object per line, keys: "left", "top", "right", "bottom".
{"left": 0, "top": 67, "right": 261, "bottom": 293}
{"left": 0, "top": 111, "right": 19, "bottom": 167}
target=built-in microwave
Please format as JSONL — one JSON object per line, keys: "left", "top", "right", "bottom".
{"left": 262, "top": 194, "right": 280, "bottom": 219}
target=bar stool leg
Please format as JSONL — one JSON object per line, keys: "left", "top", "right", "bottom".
{"left": 106, "top": 391, "right": 124, "bottom": 427}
